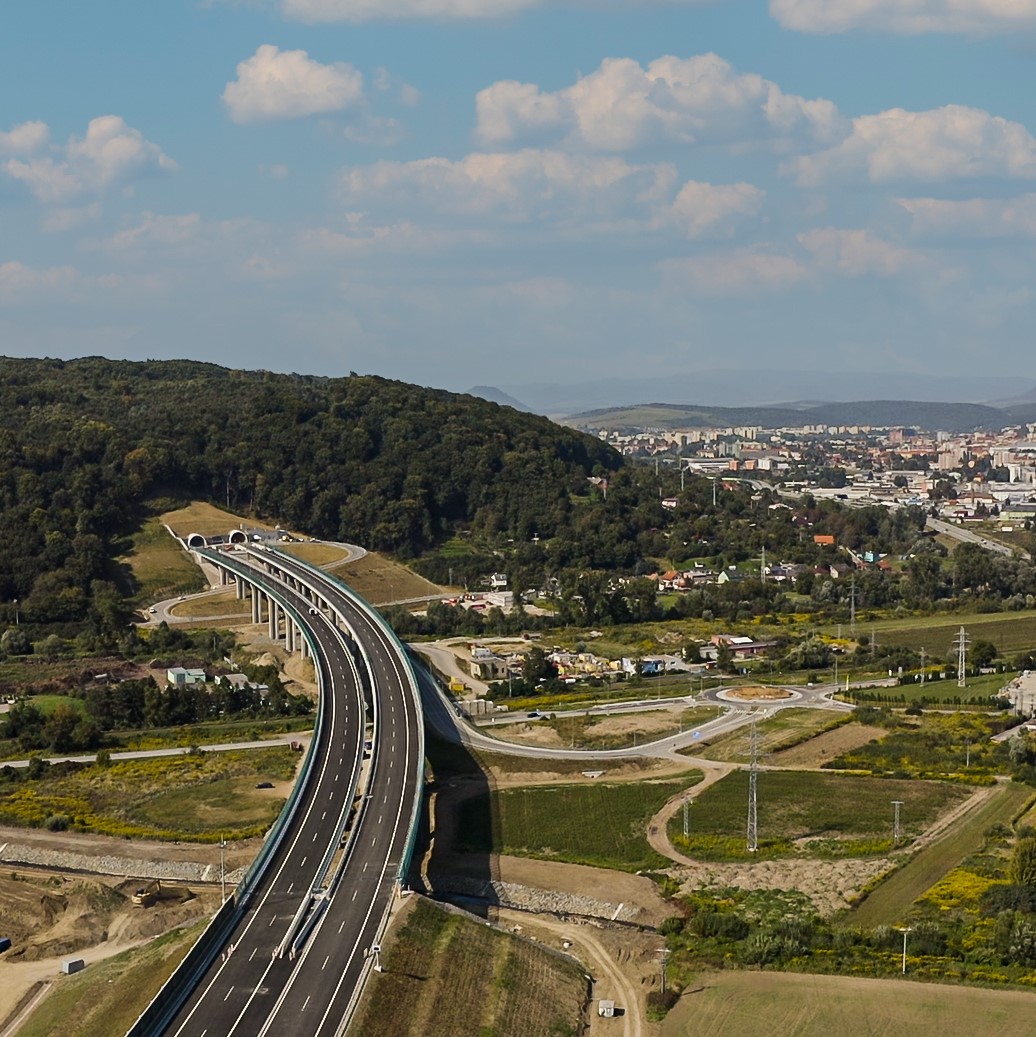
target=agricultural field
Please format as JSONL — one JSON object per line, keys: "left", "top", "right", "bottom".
{"left": 669, "top": 770, "right": 972, "bottom": 861}
{"left": 661, "top": 970, "right": 1036, "bottom": 1037}
{"left": 349, "top": 897, "right": 587, "bottom": 1037}
{"left": 0, "top": 747, "right": 296, "bottom": 841}
{"left": 456, "top": 775, "right": 702, "bottom": 871}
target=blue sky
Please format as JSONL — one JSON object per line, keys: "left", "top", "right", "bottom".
{"left": 2, "top": 0, "right": 1036, "bottom": 401}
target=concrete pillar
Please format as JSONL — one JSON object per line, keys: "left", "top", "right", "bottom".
{"left": 286, "top": 618, "right": 295, "bottom": 653}
{"left": 300, "top": 632, "right": 309, "bottom": 660}
{"left": 220, "top": 567, "right": 229, "bottom": 586}
{"left": 268, "top": 599, "right": 277, "bottom": 640}
{"left": 251, "top": 588, "right": 260, "bottom": 624}
{"left": 236, "top": 576, "right": 244, "bottom": 600}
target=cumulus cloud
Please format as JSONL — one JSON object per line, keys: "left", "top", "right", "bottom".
{"left": 475, "top": 54, "right": 845, "bottom": 151}
{"left": 0, "top": 261, "right": 79, "bottom": 304}
{"left": 337, "top": 148, "right": 763, "bottom": 239}
{"left": 899, "top": 194, "right": 1036, "bottom": 238}
{"left": 0, "top": 121, "right": 49, "bottom": 156}
{"left": 660, "top": 250, "right": 808, "bottom": 295}
{"left": 797, "top": 227, "right": 923, "bottom": 275}
{"left": 3, "top": 116, "right": 176, "bottom": 203}
{"left": 787, "top": 105, "right": 1036, "bottom": 185}
{"left": 770, "top": 0, "right": 1036, "bottom": 35}
{"left": 223, "top": 45, "right": 364, "bottom": 123}
{"left": 670, "top": 181, "right": 764, "bottom": 235}
{"left": 339, "top": 149, "right": 678, "bottom": 222}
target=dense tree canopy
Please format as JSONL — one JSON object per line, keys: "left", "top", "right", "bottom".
{"left": 0, "top": 356, "right": 620, "bottom": 629}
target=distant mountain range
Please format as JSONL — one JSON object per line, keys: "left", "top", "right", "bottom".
{"left": 561, "top": 400, "right": 1027, "bottom": 433}
{"left": 468, "top": 369, "right": 1035, "bottom": 419}
{"left": 464, "top": 369, "right": 1036, "bottom": 432}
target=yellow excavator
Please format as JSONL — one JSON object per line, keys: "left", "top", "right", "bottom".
{"left": 132, "top": 879, "right": 161, "bottom": 907}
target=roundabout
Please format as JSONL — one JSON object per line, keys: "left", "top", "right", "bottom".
{"left": 716, "top": 685, "right": 801, "bottom": 704}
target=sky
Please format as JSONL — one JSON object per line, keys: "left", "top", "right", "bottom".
{"left": 2, "top": 0, "right": 1036, "bottom": 401}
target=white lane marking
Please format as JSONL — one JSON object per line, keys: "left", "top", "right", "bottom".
{"left": 288, "top": 883, "right": 293, "bottom": 894}
{"left": 351, "top": 889, "right": 358, "bottom": 901}
{"left": 249, "top": 947, "right": 258, "bottom": 961}
{"left": 302, "top": 996, "right": 311, "bottom": 1011}
{"left": 321, "top": 811, "right": 326, "bottom": 820}
{"left": 322, "top": 955, "right": 330, "bottom": 971}
{"left": 339, "top": 921, "right": 346, "bottom": 934}
{"left": 224, "top": 986, "right": 235, "bottom": 1001}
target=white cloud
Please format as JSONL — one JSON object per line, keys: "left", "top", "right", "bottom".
{"left": 898, "top": 194, "right": 1036, "bottom": 238}
{"left": 475, "top": 54, "right": 844, "bottom": 152}
{"left": 0, "top": 262, "right": 79, "bottom": 304}
{"left": 95, "top": 211, "right": 263, "bottom": 259}
{"left": 42, "top": 203, "right": 102, "bottom": 233}
{"left": 660, "top": 250, "right": 808, "bottom": 295}
{"left": 339, "top": 149, "right": 677, "bottom": 222}
{"left": 0, "top": 121, "right": 49, "bottom": 156}
{"left": 222, "top": 45, "right": 364, "bottom": 123}
{"left": 770, "top": 0, "right": 1036, "bottom": 35}
{"left": 797, "top": 227, "right": 923, "bottom": 275}
{"left": 670, "top": 181, "right": 764, "bottom": 236}
{"left": 3, "top": 116, "right": 176, "bottom": 203}
{"left": 282, "top": 0, "right": 535, "bottom": 22}
{"left": 787, "top": 105, "right": 1036, "bottom": 185}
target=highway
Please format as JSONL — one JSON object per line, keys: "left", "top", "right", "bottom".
{"left": 242, "top": 547, "right": 424, "bottom": 1037}
{"left": 149, "top": 550, "right": 423, "bottom": 1037}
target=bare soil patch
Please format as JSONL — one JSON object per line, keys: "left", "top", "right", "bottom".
{"left": 770, "top": 722, "right": 887, "bottom": 768}
{"left": 0, "top": 870, "right": 219, "bottom": 1026}
{"left": 584, "top": 710, "right": 684, "bottom": 738}
{"left": 671, "top": 855, "right": 891, "bottom": 916}
{"left": 483, "top": 722, "right": 567, "bottom": 748}
{"left": 168, "top": 590, "right": 249, "bottom": 618}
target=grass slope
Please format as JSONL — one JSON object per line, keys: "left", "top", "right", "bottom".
{"left": 850, "top": 782, "right": 1035, "bottom": 927}
{"left": 349, "top": 898, "right": 586, "bottom": 1037}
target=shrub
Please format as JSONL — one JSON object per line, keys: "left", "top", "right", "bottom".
{"left": 645, "top": 990, "right": 679, "bottom": 1022}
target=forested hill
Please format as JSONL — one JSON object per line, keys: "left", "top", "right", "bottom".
{"left": 0, "top": 356, "right": 620, "bottom": 627}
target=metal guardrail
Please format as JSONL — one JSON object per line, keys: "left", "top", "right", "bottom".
{"left": 124, "top": 552, "right": 336, "bottom": 1037}
{"left": 261, "top": 547, "right": 426, "bottom": 885}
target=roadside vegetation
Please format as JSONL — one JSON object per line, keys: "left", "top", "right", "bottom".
{"left": 668, "top": 770, "right": 971, "bottom": 861}
{"left": 349, "top": 897, "right": 587, "bottom": 1037}
{"left": 0, "top": 747, "right": 296, "bottom": 841}
{"left": 456, "top": 776, "right": 701, "bottom": 872}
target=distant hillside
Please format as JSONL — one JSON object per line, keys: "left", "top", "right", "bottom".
{"left": 0, "top": 356, "right": 620, "bottom": 627}
{"left": 567, "top": 399, "right": 1009, "bottom": 432}
{"left": 466, "top": 385, "right": 531, "bottom": 412}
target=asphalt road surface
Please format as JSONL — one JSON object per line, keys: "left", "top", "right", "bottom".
{"left": 159, "top": 550, "right": 423, "bottom": 1037}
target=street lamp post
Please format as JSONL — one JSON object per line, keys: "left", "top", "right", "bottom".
{"left": 898, "top": 926, "right": 913, "bottom": 974}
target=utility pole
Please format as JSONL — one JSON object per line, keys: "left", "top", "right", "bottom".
{"left": 920, "top": 646, "right": 926, "bottom": 686}
{"left": 659, "top": 948, "right": 671, "bottom": 994}
{"left": 683, "top": 799, "right": 691, "bottom": 838}
{"left": 220, "top": 834, "right": 226, "bottom": 902}
{"left": 954, "top": 625, "right": 970, "bottom": 689}
{"left": 850, "top": 574, "right": 856, "bottom": 636}
{"left": 747, "top": 721, "right": 759, "bottom": 853}
{"left": 892, "top": 800, "right": 903, "bottom": 846}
